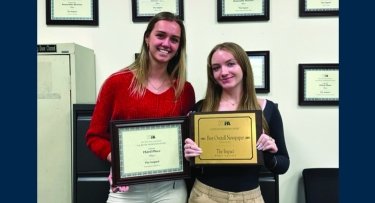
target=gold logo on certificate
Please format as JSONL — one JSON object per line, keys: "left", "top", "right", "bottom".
{"left": 191, "top": 111, "right": 263, "bottom": 165}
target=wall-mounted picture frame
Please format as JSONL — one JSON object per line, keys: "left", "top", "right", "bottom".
{"left": 299, "top": 0, "right": 339, "bottom": 17}
{"left": 247, "top": 51, "right": 270, "bottom": 93}
{"left": 298, "top": 64, "right": 339, "bottom": 106}
{"left": 217, "top": 0, "right": 269, "bottom": 22}
{"left": 110, "top": 117, "right": 190, "bottom": 186}
{"left": 46, "top": 0, "right": 98, "bottom": 25}
{"left": 132, "top": 0, "right": 184, "bottom": 22}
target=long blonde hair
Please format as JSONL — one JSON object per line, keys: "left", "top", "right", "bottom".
{"left": 202, "top": 42, "right": 269, "bottom": 134}
{"left": 127, "top": 12, "right": 187, "bottom": 99}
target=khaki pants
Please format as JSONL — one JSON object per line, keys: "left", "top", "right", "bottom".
{"left": 188, "top": 179, "right": 264, "bottom": 203}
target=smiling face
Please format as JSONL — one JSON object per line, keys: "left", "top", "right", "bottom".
{"left": 211, "top": 49, "right": 244, "bottom": 91}
{"left": 145, "top": 20, "right": 181, "bottom": 65}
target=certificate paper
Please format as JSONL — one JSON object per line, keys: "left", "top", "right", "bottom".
{"left": 305, "top": 0, "right": 339, "bottom": 11}
{"left": 304, "top": 69, "right": 339, "bottom": 101}
{"left": 223, "top": 0, "right": 264, "bottom": 16}
{"left": 119, "top": 125, "right": 183, "bottom": 178}
{"left": 51, "top": 0, "right": 94, "bottom": 20}
{"left": 191, "top": 111, "right": 263, "bottom": 165}
{"left": 136, "top": 0, "right": 179, "bottom": 16}
{"left": 250, "top": 55, "right": 265, "bottom": 89}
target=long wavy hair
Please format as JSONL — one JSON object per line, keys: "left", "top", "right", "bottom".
{"left": 202, "top": 42, "right": 269, "bottom": 134}
{"left": 127, "top": 12, "right": 187, "bottom": 99}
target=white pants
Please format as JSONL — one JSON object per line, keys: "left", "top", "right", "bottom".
{"left": 107, "top": 179, "right": 187, "bottom": 203}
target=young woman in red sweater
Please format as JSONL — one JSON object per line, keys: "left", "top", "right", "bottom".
{"left": 86, "top": 12, "right": 195, "bottom": 203}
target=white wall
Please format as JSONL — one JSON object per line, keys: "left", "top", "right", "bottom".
{"left": 38, "top": 1, "right": 338, "bottom": 203}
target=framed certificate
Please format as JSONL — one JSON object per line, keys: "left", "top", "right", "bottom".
{"left": 247, "top": 51, "right": 270, "bottom": 93}
{"left": 298, "top": 64, "right": 339, "bottom": 106}
{"left": 131, "top": 0, "right": 184, "bottom": 22}
{"left": 217, "top": 0, "right": 269, "bottom": 22}
{"left": 46, "top": 0, "right": 98, "bottom": 25}
{"left": 110, "top": 117, "right": 190, "bottom": 186}
{"left": 190, "top": 111, "right": 263, "bottom": 166}
{"left": 299, "top": 0, "right": 339, "bottom": 17}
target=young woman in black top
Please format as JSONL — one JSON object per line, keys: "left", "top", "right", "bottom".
{"left": 184, "top": 42, "right": 290, "bottom": 203}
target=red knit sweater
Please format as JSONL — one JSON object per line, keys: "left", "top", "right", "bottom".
{"left": 86, "top": 69, "right": 196, "bottom": 160}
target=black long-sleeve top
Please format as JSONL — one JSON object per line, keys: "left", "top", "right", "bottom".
{"left": 192, "top": 99, "right": 290, "bottom": 192}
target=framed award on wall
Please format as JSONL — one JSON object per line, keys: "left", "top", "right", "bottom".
{"left": 298, "top": 63, "right": 339, "bottom": 106}
{"left": 46, "top": 0, "right": 99, "bottom": 25}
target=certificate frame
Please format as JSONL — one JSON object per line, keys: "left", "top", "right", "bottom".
{"left": 110, "top": 117, "right": 190, "bottom": 186}
{"left": 131, "top": 0, "right": 184, "bottom": 22}
{"left": 46, "top": 0, "right": 98, "bottom": 25}
{"left": 247, "top": 51, "right": 270, "bottom": 93}
{"left": 190, "top": 110, "right": 263, "bottom": 166}
{"left": 299, "top": 0, "right": 339, "bottom": 17}
{"left": 298, "top": 64, "right": 339, "bottom": 106}
{"left": 217, "top": 0, "right": 269, "bottom": 22}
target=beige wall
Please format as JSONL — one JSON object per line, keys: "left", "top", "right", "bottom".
{"left": 38, "top": 1, "right": 338, "bottom": 203}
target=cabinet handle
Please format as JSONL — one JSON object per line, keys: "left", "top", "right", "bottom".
{"left": 77, "top": 177, "right": 107, "bottom": 182}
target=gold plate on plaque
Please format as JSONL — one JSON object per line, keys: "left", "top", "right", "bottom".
{"left": 190, "top": 111, "right": 263, "bottom": 165}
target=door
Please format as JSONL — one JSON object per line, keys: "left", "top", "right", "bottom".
{"left": 38, "top": 54, "right": 72, "bottom": 203}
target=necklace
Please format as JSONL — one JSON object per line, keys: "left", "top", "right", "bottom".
{"left": 221, "top": 99, "right": 238, "bottom": 106}
{"left": 148, "top": 77, "right": 168, "bottom": 91}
